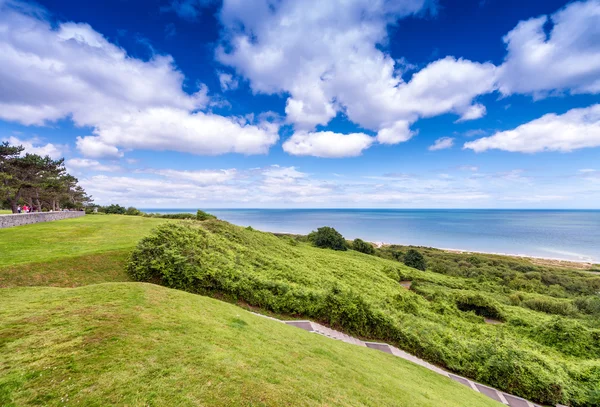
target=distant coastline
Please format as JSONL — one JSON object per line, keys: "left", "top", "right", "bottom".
{"left": 141, "top": 208, "right": 600, "bottom": 264}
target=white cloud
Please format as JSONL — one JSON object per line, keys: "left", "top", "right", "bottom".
{"left": 464, "top": 104, "right": 600, "bottom": 153}
{"left": 217, "top": 1, "right": 494, "bottom": 139}
{"left": 376, "top": 120, "right": 415, "bottom": 144}
{"left": 65, "top": 158, "right": 121, "bottom": 172}
{"left": 0, "top": 1, "right": 278, "bottom": 158}
{"left": 76, "top": 136, "right": 123, "bottom": 159}
{"left": 76, "top": 108, "right": 279, "bottom": 156}
{"left": 262, "top": 165, "right": 307, "bottom": 180}
{"left": 218, "top": 72, "right": 239, "bottom": 91}
{"left": 429, "top": 137, "right": 454, "bottom": 151}
{"left": 4, "top": 136, "right": 64, "bottom": 159}
{"left": 497, "top": 0, "right": 600, "bottom": 97}
{"left": 147, "top": 168, "right": 237, "bottom": 184}
{"left": 282, "top": 131, "right": 375, "bottom": 158}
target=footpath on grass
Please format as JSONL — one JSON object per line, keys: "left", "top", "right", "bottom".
{"left": 258, "top": 313, "right": 551, "bottom": 407}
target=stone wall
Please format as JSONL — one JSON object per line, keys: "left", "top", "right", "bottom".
{"left": 0, "top": 211, "right": 85, "bottom": 229}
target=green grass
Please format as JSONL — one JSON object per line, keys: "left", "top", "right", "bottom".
{"left": 0, "top": 283, "right": 501, "bottom": 407}
{"left": 0, "top": 209, "right": 12, "bottom": 214}
{"left": 128, "top": 220, "right": 600, "bottom": 406}
{"left": 0, "top": 215, "right": 168, "bottom": 267}
{"left": 0, "top": 250, "right": 130, "bottom": 288}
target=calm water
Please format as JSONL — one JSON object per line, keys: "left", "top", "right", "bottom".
{"left": 141, "top": 209, "right": 600, "bottom": 262}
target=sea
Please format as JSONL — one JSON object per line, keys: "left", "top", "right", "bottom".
{"left": 140, "top": 209, "right": 600, "bottom": 263}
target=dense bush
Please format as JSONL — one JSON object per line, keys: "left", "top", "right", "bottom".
{"left": 103, "top": 204, "right": 127, "bottom": 214}
{"left": 455, "top": 293, "right": 505, "bottom": 321}
{"left": 351, "top": 238, "right": 375, "bottom": 254}
{"left": 309, "top": 226, "right": 347, "bottom": 251}
{"left": 126, "top": 206, "right": 142, "bottom": 216}
{"left": 522, "top": 297, "right": 577, "bottom": 316}
{"left": 197, "top": 209, "right": 216, "bottom": 221}
{"left": 404, "top": 249, "right": 427, "bottom": 271}
{"left": 127, "top": 221, "right": 600, "bottom": 406}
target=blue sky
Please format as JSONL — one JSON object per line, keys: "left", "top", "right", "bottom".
{"left": 1, "top": 0, "right": 599, "bottom": 208}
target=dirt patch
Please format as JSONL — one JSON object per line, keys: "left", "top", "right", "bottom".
{"left": 399, "top": 281, "right": 412, "bottom": 289}
{"left": 484, "top": 318, "right": 503, "bottom": 325}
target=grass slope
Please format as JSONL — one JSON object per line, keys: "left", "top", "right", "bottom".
{"left": 0, "top": 215, "right": 168, "bottom": 267}
{"left": 0, "top": 283, "right": 501, "bottom": 407}
{"left": 0, "top": 215, "right": 168, "bottom": 288}
{"left": 128, "top": 220, "right": 600, "bottom": 406}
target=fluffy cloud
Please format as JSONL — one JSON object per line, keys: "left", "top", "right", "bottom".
{"left": 464, "top": 104, "right": 600, "bottom": 153}
{"left": 217, "top": 1, "right": 494, "bottom": 141}
{"left": 146, "top": 168, "right": 237, "bottom": 184}
{"left": 0, "top": 1, "right": 278, "bottom": 158}
{"left": 4, "top": 136, "right": 64, "bottom": 159}
{"left": 429, "top": 137, "right": 454, "bottom": 151}
{"left": 218, "top": 72, "right": 239, "bottom": 91}
{"left": 65, "top": 158, "right": 121, "bottom": 172}
{"left": 282, "top": 131, "right": 375, "bottom": 158}
{"left": 497, "top": 0, "right": 600, "bottom": 97}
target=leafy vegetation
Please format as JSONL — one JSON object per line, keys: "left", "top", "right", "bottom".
{"left": 308, "top": 226, "right": 348, "bottom": 251}
{"left": 403, "top": 248, "right": 427, "bottom": 271}
{"left": 352, "top": 238, "right": 375, "bottom": 254}
{"left": 0, "top": 283, "right": 500, "bottom": 407}
{"left": 128, "top": 220, "right": 600, "bottom": 406}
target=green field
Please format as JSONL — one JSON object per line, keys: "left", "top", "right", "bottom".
{"left": 128, "top": 220, "right": 600, "bottom": 406}
{"left": 0, "top": 215, "right": 502, "bottom": 407}
{"left": 0, "top": 215, "right": 168, "bottom": 267}
{"left": 0, "top": 209, "right": 11, "bottom": 214}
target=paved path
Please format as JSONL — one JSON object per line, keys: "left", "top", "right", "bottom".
{"left": 250, "top": 312, "right": 550, "bottom": 407}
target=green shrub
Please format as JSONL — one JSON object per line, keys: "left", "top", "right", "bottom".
{"left": 309, "top": 226, "right": 347, "bottom": 251}
{"left": 125, "top": 206, "right": 142, "bottom": 216}
{"left": 574, "top": 296, "right": 600, "bottom": 315}
{"left": 197, "top": 209, "right": 216, "bottom": 221}
{"left": 404, "top": 249, "right": 426, "bottom": 271}
{"left": 103, "top": 204, "right": 126, "bottom": 214}
{"left": 522, "top": 297, "right": 577, "bottom": 316}
{"left": 455, "top": 293, "right": 505, "bottom": 321}
{"left": 159, "top": 213, "right": 196, "bottom": 219}
{"left": 351, "top": 238, "right": 375, "bottom": 254}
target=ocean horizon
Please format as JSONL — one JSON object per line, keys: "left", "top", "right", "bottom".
{"left": 140, "top": 208, "right": 600, "bottom": 263}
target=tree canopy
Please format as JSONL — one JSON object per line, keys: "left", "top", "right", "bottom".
{"left": 351, "top": 238, "right": 375, "bottom": 255}
{"left": 403, "top": 249, "right": 427, "bottom": 271}
{"left": 309, "top": 226, "right": 348, "bottom": 251}
{"left": 1, "top": 141, "right": 92, "bottom": 213}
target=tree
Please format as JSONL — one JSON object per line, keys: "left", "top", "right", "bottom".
{"left": 104, "top": 204, "right": 127, "bottom": 214}
{"left": 351, "top": 238, "right": 375, "bottom": 255}
{"left": 0, "top": 142, "right": 92, "bottom": 212}
{"left": 309, "top": 226, "right": 347, "bottom": 251}
{"left": 404, "top": 249, "right": 427, "bottom": 271}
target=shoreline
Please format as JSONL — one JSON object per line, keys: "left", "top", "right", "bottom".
{"left": 374, "top": 243, "right": 598, "bottom": 270}
{"left": 271, "top": 230, "right": 598, "bottom": 268}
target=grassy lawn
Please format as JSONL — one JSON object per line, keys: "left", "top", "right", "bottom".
{"left": 0, "top": 215, "right": 167, "bottom": 267}
{"left": 0, "top": 283, "right": 501, "bottom": 407}
{"left": 0, "top": 209, "right": 12, "bottom": 214}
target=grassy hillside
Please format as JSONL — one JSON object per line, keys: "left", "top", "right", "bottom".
{"left": 0, "top": 283, "right": 501, "bottom": 407}
{"left": 128, "top": 220, "right": 600, "bottom": 406}
{"left": 0, "top": 215, "right": 168, "bottom": 288}
{"left": 0, "top": 215, "right": 168, "bottom": 267}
